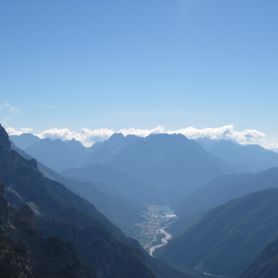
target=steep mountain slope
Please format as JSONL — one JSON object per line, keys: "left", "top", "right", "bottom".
{"left": 63, "top": 163, "right": 158, "bottom": 205}
{"left": 198, "top": 138, "right": 278, "bottom": 173}
{"left": 242, "top": 238, "right": 278, "bottom": 278}
{"left": 11, "top": 144, "right": 144, "bottom": 236}
{"left": 47, "top": 173, "right": 144, "bottom": 236}
{"left": 172, "top": 168, "right": 278, "bottom": 236}
{"left": 0, "top": 183, "right": 87, "bottom": 278}
{"left": 158, "top": 189, "right": 278, "bottom": 277}
{"left": 1, "top": 124, "right": 194, "bottom": 278}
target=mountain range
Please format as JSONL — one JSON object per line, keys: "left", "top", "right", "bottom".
{"left": 11, "top": 134, "right": 91, "bottom": 172}
{"left": 8, "top": 130, "right": 278, "bottom": 277}
{"left": 12, "top": 133, "right": 278, "bottom": 177}
{"left": 62, "top": 133, "right": 235, "bottom": 206}
{"left": 1, "top": 124, "right": 195, "bottom": 278}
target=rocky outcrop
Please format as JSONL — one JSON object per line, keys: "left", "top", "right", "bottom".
{"left": 0, "top": 125, "right": 11, "bottom": 152}
{"left": 0, "top": 183, "right": 86, "bottom": 278}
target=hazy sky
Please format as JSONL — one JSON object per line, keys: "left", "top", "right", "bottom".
{"left": 1, "top": 0, "right": 278, "bottom": 146}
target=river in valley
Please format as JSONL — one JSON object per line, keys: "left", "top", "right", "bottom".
{"left": 133, "top": 204, "right": 177, "bottom": 256}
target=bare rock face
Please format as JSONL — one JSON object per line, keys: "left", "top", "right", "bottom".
{"left": 0, "top": 124, "right": 10, "bottom": 152}
{"left": 0, "top": 183, "right": 8, "bottom": 228}
{"left": 32, "top": 238, "right": 87, "bottom": 278}
{"left": 0, "top": 184, "right": 87, "bottom": 278}
{"left": 0, "top": 238, "right": 33, "bottom": 278}
{"left": 12, "top": 205, "right": 35, "bottom": 232}
{"left": 0, "top": 184, "right": 33, "bottom": 278}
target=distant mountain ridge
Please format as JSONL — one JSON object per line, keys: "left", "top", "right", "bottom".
{"left": 11, "top": 132, "right": 278, "bottom": 178}
{"left": 172, "top": 167, "right": 278, "bottom": 236}
{"left": 10, "top": 133, "right": 41, "bottom": 149}
{"left": 198, "top": 138, "right": 278, "bottom": 173}
{"left": 84, "top": 133, "right": 143, "bottom": 166}
{"left": 13, "top": 132, "right": 235, "bottom": 206}
{"left": 64, "top": 133, "right": 234, "bottom": 205}
{"left": 27, "top": 137, "right": 90, "bottom": 172}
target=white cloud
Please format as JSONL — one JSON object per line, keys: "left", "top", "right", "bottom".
{"left": 168, "top": 125, "right": 266, "bottom": 144}
{"left": 37, "top": 128, "right": 114, "bottom": 147}
{"left": 118, "top": 126, "right": 166, "bottom": 137}
{"left": 6, "top": 127, "right": 33, "bottom": 136}
{"left": 0, "top": 102, "right": 18, "bottom": 113}
{"left": 265, "top": 142, "right": 278, "bottom": 151}
{"left": 5, "top": 125, "right": 275, "bottom": 149}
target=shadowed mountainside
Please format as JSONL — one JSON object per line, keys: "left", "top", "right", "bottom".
{"left": 158, "top": 189, "right": 278, "bottom": 277}
{"left": 172, "top": 167, "right": 278, "bottom": 236}
{"left": 242, "top": 237, "right": 278, "bottom": 278}
{"left": 0, "top": 183, "right": 87, "bottom": 278}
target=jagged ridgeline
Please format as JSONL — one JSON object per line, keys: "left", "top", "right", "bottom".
{"left": 0, "top": 123, "right": 195, "bottom": 278}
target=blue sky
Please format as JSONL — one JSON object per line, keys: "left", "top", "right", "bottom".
{"left": 0, "top": 0, "right": 278, "bottom": 146}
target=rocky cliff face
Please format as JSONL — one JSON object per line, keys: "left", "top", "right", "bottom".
{"left": 0, "top": 183, "right": 33, "bottom": 278}
{"left": 0, "top": 125, "right": 10, "bottom": 152}
{"left": 0, "top": 182, "right": 87, "bottom": 278}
